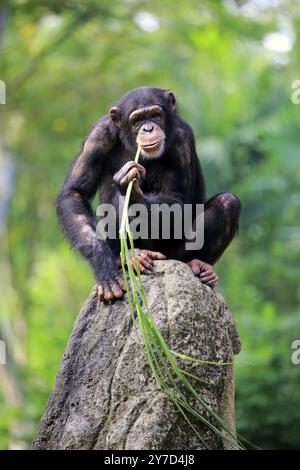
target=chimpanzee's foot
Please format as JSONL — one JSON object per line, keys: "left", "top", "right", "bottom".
{"left": 116, "top": 249, "right": 166, "bottom": 274}
{"left": 186, "top": 259, "right": 219, "bottom": 287}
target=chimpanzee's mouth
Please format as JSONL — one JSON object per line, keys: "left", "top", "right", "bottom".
{"left": 141, "top": 140, "right": 161, "bottom": 150}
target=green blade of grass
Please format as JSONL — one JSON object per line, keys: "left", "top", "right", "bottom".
{"left": 118, "top": 146, "right": 246, "bottom": 450}
{"left": 127, "top": 232, "right": 245, "bottom": 448}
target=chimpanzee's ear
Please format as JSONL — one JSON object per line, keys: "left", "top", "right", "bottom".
{"left": 109, "top": 107, "right": 122, "bottom": 126}
{"left": 164, "top": 90, "right": 176, "bottom": 111}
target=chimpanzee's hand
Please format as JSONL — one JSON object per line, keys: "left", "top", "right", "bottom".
{"left": 113, "top": 161, "right": 146, "bottom": 197}
{"left": 97, "top": 273, "right": 126, "bottom": 302}
{"left": 115, "top": 249, "right": 166, "bottom": 274}
{"left": 128, "top": 249, "right": 166, "bottom": 273}
{"left": 186, "top": 259, "right": 219, "bottom": 287}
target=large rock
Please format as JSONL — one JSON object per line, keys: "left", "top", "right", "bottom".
{"left": 32, "top": 260, "right": 241, "bottom": 450}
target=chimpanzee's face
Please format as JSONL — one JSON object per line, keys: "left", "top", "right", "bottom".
{"left": 128, "top": 105, "right": 166, "bottom": 159}
{"left": 109, "top": 87, "right": 176, "bottom": 160}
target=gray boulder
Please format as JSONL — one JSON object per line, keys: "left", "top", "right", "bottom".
{"left": 32, "top": 260, "right": 241, "bottom": 450}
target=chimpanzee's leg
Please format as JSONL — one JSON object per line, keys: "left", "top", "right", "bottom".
{"left": 184, "top": 192, "right": 241, "bottom": 286}
{"left": 195, "top": 192, "right": 241, "bottom": 264}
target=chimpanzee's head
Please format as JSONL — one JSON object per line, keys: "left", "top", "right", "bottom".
{"left": 109, "top": 87, "right": 177, "bottom": 159}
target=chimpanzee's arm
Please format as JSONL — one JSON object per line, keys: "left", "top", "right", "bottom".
{"left": 56, "top": 118, "right": 125, "bottom": 301}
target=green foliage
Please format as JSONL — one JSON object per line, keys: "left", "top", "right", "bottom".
{"left": 1, "top": 0, "right": 300, "bottom": 450}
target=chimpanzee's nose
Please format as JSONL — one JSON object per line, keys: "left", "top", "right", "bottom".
{"left": 143, "top": 123, "right": 154, "bottom": 133}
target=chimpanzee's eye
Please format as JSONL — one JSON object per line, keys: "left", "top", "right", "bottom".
{"left": 152, "top": 112, "right": 161, "bottom": 119}
{"left": 133, "top": 120, "right": 142, "bottom": 130}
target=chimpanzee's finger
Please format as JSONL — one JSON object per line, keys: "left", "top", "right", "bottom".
{"left": 141, "top": 260, "right": 154, "bottom": 270}
{"left": 187, "top": 259, "right": 204, "bottom": 274}
{"left": 146, "top": 250, "right": 166, "bottom": 260}
{"left": 134, "top": 162, "right": 146, "bottom": 179}
{"left": 97, "top": 285, "right": 105, "bottom": 301}
{"left": 200, "top": 271, "right": 215, "bottom": 281}
{"left": 120, "top": 168, "right": 140, "bottom": 186}
{"left": 209, "top": 277, "right": 219, "bottom": 287}
{"left": 103, "top": 286, "right": 114, "bottom": 302}
{"left": 133, "top": 178, "right": 144, "bottom": 197}
{"left": 123, "top": 161, "right": 146, "bottom": 178}
{"left": 201, "top": 273, "right": 217, "bottom": 283}
{"left": 199, "top": 262, "right": 212, "bottom": 272}
{"left": 116, "top": 275, "right": 126, "bottom": 291}
{"left": 190, "top": 260, "right": 202, "bottom": 271}
{"left": 191, "top": 267, "right": 201, "bottom": 276}
{"left": 136, "top": 260, "right": 147, "bottom": 273}
{"left": 132, "top": 259, "right": 151, "bottom": 274}
{"left": 141, "top": 254, "right": 154, "bottom": 266}
{"left": 206, "top": 279, "right": 218, "bottom": 288}
{"left": 200, "top": 269, "right": 214, "bottom": 279}
{"left": 109, "top": 281, "right": 124, "bottom": 298}
{"left": 138, "top": 254, "right": 154, "bottom": 270}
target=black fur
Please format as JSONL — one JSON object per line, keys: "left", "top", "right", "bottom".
{"left": 56, "top": 87, "right": 241, "bottom": 285}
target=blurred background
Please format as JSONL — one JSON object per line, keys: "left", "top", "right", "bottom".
{"left": 0, "top": 0, "right": 300, "bottom": 450}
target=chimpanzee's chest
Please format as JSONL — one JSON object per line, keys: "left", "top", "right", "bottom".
{"left": 140, "top": 161, "right": 166, "bottom": 193}
{"left": 104, "top": 147, "right": 190, "bottom": 198}
{"left": 142, "top": 158, "right": 189, "bottom": 196}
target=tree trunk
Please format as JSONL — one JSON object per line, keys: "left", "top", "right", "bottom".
{"left": 32, "top": 260, "right": 241, "bottom": 450}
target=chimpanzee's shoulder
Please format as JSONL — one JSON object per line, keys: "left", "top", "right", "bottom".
{"left": 80, "top": 115, "right": 119, "bottom": 149}
{"left": 174, "top": 116, "right": 195, "bottom": 144}
{"left": 89, "top": 115, "right": 119, "bottom": 138}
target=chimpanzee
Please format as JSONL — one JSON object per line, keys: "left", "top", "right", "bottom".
{"left": 56, "top": 87, "right": 241, "bottom": 301}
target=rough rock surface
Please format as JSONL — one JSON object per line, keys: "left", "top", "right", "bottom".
{"left": 32, "top": 260, "right": 241, "bottom": 450}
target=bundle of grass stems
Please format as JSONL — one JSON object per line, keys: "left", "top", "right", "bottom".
{"left": 119, "top": 146, "right": 245, "bottom": 450}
